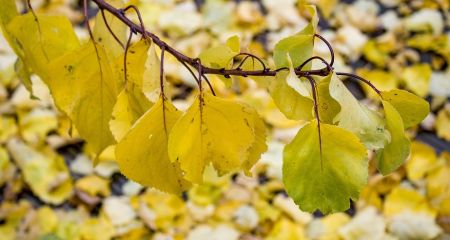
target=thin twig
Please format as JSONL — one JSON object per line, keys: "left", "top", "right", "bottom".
{"left": 335, "top": 72, "right": 381, "bottom": 96}
{"left": 314, "top": 33, "right": 334, "bottom": 67}
{"left": 101, "top": 9, "right": 125, "bottom": 49}
{"left": 91, "top": 0, "right": 332, "bottom": 78}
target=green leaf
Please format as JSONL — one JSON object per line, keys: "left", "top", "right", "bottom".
{"left": 273, "top": 35, "right": 313, "bottom": 69}
{"left": 268, "top": 70, "right": 313, "bottom": 121}
{"left": 381, "top": 89, "right": 429, "bottom": 129}
{"left": 375, "top": 101, "right": 411, "bottom": 175}
{"left": 116, "top": 97, "right": 190, "bottom": 194}
{"left": 329, "top": 73, "right": 390, "bottom": 150}
{"left": 283, "top": 121, "right": 368, "bottom": 214}
{"left": 198, "top": 36, "right": 240, "bottom": 87}
{"left": 199, "top": 35, "right": 240, "bottom": 68}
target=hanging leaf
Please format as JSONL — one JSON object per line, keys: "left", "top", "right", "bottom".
{"left": 380, "top": 89, "right": 429, "bottom": 129}
{"left": 48, "top": 42, "right": 119, "bottom": 160}
{"left": 199, "top": 35, "right": 240, "bottom": 69}
{"left": 199, "top": 35, "right": 240, "bottom": 87}
{"left": 316, "top": 74, "right": 340, "bottom": 124}
{"left": 268, "top": 70, "right": 313, "bottom": 121}
{"left": 375, "top": 100, "right": 411, "bottom": 175}
{"left": 116, "top": 97, "right": 190, "bottom": 194}
{"left": 7, "top": 12, "right": 80, "bottom": 83}
{"left": 92, "top": 0, "right": 126, "bottom": 59}
{"left": 110, "top": 88, "right": 152, "bottom": 141}
{"left": 329, "top": 73, "right": 390, "bottom": 150}
{"left": 283, "top": 121, "right": 368, "bottom": 214}
{"left": 110, "top": 39, "right": 155, "bottom": 141}
{"left": 285, "top": 54, "right": 312, "bottom": 98}
{"left": 168, "top": 93, "right": 265, "bottom": 183}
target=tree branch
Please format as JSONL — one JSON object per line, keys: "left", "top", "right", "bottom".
{"left": 90, "top": 0, "right": 331, "bottom": 78}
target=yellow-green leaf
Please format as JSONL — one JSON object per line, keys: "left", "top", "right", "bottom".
{"left": 269, "top": 70, "right": 314, "bottom": 121}
{"left": 283, "top": 121, "right": 368, "bottom": 214}
{"left": 381, "top": 89, "right": 429, "bottom": 129}
{"left": 329, "top": 73, "right": 390, "bottom": 150}
{"left": 375, "top": 101, "right": 411, "bottom": 175}
{"left": 168, "top": 93, "right": 261, "bottom": 183}
{"left": 317, "top": 74, "right": 340, "bottom": 124}
{"left": 273, "top": 35, "right": 313, "bottom": 69}
{"left": 116, "top": 97, "right": 190, "bottom": 194}
{"left": 199, "top": 35, "right": 240, "bottom": 68}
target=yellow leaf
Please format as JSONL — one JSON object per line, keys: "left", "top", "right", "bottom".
{"left": 401, "top": 64, "right": 432, "bottom": 97}
{"left": 269, "top": 70, "right": 314, "bottom": 121}
{"left": 110, "top": 88, "right": 152, "bottom": 141}
{"left": 7, "top": 12, "right": 80, "bottom": 83}
{"left": 406, "top": 141, "right": 437, "bottom": 181}
{"left": 317, "top": 74, "right": 340, "bottom": 124}
{"left": 7, "top": 139, "right": 73, "bottom": 204}
{"left": 36, "top": 206, "right": 58, "bottom": 235}
{"left": 375, "top": 101, "right": 411, "bottom": 175}
{"left": 266, "top": 217, "right": 306, "bottom": 240}
{"left": 168, "top": 93, "right": 264, "bottom": 183}
{"left": 384, "top": 186, "right": 437, "bottom": 217}
{"left": 381, "top": 89, "right": 430, "bottom": 129}
{"left": 79, "top": 217, "right": 115, "bottom": 240}
{"left": 18, "top": 108, "right": 58, "bottom": 144}
{"left": 93, "top": 0, "right": 126, "bottom": 59}
{"left": 48, "top": 42, "right": 119, "bottom": 159}
{"left": 75, "top": 175, "right": 111, "bottom": 197}
{"left": 436, "top": 108, "right": 450, "bottom": 141}
{"left": 116, "top": 97, "right": 190, "bottom": 194}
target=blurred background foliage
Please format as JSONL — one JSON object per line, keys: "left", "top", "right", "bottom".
{"left": 0, "top": 0, "right": 449, "bottom": 239}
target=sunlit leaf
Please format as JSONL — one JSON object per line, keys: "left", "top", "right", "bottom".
{"left": 269, "top": 70, "right": 313, "bottom": 121}
{"left": 48, "top": 42, "right": 119, "bottom": 159}
{"left": 7, "top": 12, "right": 80, "bottom": 82}
{"left": 283, "top": 121, "right": 368, "bottom": 213}
{"left": 110, "top": 88, "right": 152, "bottom": 141}
{"left": 381, "top": 89, "right": 430, "bottom": 129}
{"left": 316, "top": 74, "right": 340, "bottom": 124}
{"left": 168, "top": 93, "right": 264, "bottom": 183}
{"left": 116, "top": 97, "right": 190, "bottom": 194}
{"left": 329, "top": 73, "right": 390, "bottom": 150}
{"left": 117, "top": 39, "right": 163, "bottom": 102}
{"left": 93, "top": 0, "right": 126, "bottom": 59}
{"left": 375, "top": 101, "right": 411, "bottom": 175}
